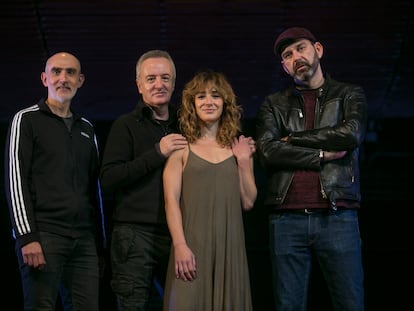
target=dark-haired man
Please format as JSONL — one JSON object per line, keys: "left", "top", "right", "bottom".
{"left": 256, "top": 27, "right": 367, "bottom": 310}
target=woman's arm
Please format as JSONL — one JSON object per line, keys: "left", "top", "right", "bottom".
{"left": 232, "top": 135, "right": 257, "bottom": 211}
{"left": 163, "top": 148, "right": 196, "bottom": 281}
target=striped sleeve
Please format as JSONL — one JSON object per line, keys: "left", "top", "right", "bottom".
{"left": 5, "top": 105, "right": 38, "bottom": 239}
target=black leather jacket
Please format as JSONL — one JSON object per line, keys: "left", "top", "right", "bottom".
{"left": 256, "top": 75, "right": 368, "bottom": 211}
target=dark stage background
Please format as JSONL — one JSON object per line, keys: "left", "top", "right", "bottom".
{"left": 1, "top": 0, "right": 413, "bottom": 310}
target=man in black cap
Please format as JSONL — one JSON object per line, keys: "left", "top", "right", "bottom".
{"left": 255, "top": 26, "right": 367, "bottom": 310}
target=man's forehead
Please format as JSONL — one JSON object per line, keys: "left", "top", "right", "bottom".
{"left": 282, "top": 39, "right": 310, "bottom": 52}
{"left": 46, "top": 54, "right": 80, "bottom": 71}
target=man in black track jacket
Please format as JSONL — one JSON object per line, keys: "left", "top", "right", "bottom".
{"left": 4, "top": 52, "right": 106, "bottom": 311}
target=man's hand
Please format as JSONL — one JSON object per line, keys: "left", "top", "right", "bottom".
{"left": 21, "top": 241, "right": 46, "bottom": 270}
{"left": 159, "top": 133, "right": 188, "bottom": 157}
{"left": 322, "top": 150, "right": 347, "bottom": 162}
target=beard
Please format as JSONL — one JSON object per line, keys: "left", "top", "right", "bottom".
{"left": 293, "top": 54, "right": 320, "bottom": 85}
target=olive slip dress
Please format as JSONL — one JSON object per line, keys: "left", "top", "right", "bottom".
{"left": 163, "top": 147, "right": 253, "bottom": 311}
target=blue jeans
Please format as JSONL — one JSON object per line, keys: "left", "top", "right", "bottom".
{"left": 110, "top": 223, "right": 171, "bottom": 311}
{"left": 17, "top": 231, "right": 100, "bottom": 311}
{"left": 269, "top": 209, "right": 365, "bottom": 311}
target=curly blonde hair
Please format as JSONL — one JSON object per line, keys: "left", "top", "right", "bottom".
{"left": 179, "top": 70, "right": 242, "bottom": 147}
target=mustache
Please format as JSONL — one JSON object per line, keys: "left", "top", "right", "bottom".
{"left": 294, "top": 61, "right": 309, "bottom": 71}
{"left": 57, "top": 83, "right": 70, "bottom": 90}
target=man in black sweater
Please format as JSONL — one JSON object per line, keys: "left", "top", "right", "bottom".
{"left": 100, "top": 49, "right": 187, "bottom": 311}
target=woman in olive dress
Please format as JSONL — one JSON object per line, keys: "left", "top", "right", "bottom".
{"left": 162, "top": 70, "right": 257, "bottom": 311}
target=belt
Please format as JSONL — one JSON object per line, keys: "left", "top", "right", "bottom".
{"left": 275, "top": 208, "right": 331, "bottom": 215}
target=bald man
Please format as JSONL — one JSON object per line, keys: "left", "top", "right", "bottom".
{"left": 5, "top": 52, "right": 106, "bottom": 310}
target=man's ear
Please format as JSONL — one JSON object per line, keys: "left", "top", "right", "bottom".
{"left": 40, "top": 72, "right": 47, "bottom": 87}
{"left": 78, "top": 73, "right": 85, "bottom": 87}
{"left": 314, "top": 42, "right": 324, "bottom": 59}
{"left": 136, "top": 79, "right": 143, "bottom": 94}
{"left": 282, "top": 62, "right": 290, "bottom": 75}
